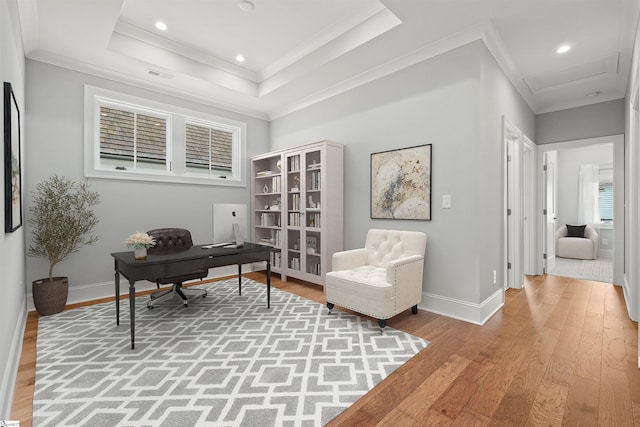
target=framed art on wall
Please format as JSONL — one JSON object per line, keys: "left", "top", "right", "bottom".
{"left": 4, "top": 81, "right": 22, "bottom": 232}
{"left": 370, "top": 144, "right": 432, "bottom": 220}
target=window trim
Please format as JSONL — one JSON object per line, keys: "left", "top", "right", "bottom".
{"left": 84, "top": 85, "right": 247, "bottom": 187}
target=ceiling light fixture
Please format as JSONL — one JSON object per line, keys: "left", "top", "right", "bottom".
{"left": 238, "top": 1, "right": 254, "bottom": 12}
{"left": 556, "top": 44, "right": 571, "bottom": 54}
{"left": 155, "top": 21, "right": 168, "bottom": 31}
{"left": 586, "top": 91, "right": 602, "bottom": 97}
{"left": 235, "top": 54, "right": 245, "bottom": 63}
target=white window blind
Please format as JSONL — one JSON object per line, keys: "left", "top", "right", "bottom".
{"left": 599, "top": 182, "right": 613, "bottom": 222}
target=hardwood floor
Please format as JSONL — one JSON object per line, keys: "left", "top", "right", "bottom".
{"left": 11, "top": 272, "right": 640, "bottom": 426}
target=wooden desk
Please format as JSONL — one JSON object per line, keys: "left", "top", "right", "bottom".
{"left": 111, "top": 243, "right": 271, "bottom": 349}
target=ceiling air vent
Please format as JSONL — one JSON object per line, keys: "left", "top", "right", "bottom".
{"left": 146, "top": 69, "right": 174, "bottom": 79}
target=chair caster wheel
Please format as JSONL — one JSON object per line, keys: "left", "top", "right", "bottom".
{"left": 147, "top": 305, "right": 153, "bottom": 310}
{"left": 183, "top": 303, "right": 188, "bottom": 307}
{"left": 327, "top": 302, "right": 334, "bottom": 314}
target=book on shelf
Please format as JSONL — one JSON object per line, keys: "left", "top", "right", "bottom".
{"left": 258, "top": 229, "right": 280, "bottom": 247}
{"left": 288, "top": 155, "right": 300, "bottom": 172}
{"left": 289, "top": 212, "right": 301, "bottom": 226}
{"left": 308, "top": 263, "right": 321, "bottom": 275}
{"left": 270, "top": 251, "right": 281, "bottom": 268}
{"left": 260, "top": 212, "right": 280, "bottom": 227}
{"left": 307, "top": 212, "right": 320, "bottom": 227}
{"left": 309, "top": 171, "right": 321, "bottom": 190}
{"left": 270, "top": 175, "right": 281, "bottom": 192}
{"left": 290, "top": 193, "right": 300, "bottom": 210}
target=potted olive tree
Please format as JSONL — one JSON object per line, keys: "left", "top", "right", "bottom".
{"left": 28, "top": 175, "right": 100, "bottom": 315}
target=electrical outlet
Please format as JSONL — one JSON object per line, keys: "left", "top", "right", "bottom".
{"left": 492, "top": 270, "right": 497, "bottom": 284}
{"left": 602, "top": 238, "right": 608, "bottom": 245}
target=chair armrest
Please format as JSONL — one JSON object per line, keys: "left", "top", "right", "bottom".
{"left": 585, "top": 227, "right": 599, "bottom": 258}
{"left": 386, "top": 255, "right": 425, "bottom": 309}
{"left": 386, "top": 255, "right": 425, "bottom": 281}
{"left": 332, "top": 248, "right": 368, "bottom": 271}
{"left": 585, "top": 227, "right": 598, "bottom": 241}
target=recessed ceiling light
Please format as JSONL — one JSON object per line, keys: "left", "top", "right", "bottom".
{"left": 235, "top": 55, "right": 245, "bottom": 63}
{"left": 155, "top": 21, "right": 168, "bottom": 31}
{"left": 556, "top": 44, "right": 571, "bottom": 54}
{"left": 586, "top": 91, "right": 602, "bottom": 97}
{"left": 239, "top": 1, "right": 254, "bottom": 12}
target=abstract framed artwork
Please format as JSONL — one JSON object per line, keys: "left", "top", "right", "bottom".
{"left": 371, "top": 144, "right": 432, "bottom": 220}
{"left": 4, "top": 82, "right": 22, "bottom": 232}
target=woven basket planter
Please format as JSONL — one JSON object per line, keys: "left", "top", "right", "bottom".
{"left": 32, "top": 277, "right": 68, "bottom": 316}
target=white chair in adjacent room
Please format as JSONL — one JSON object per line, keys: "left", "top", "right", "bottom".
{"left": 555, "top": 224, "right": 599, "bottom": 260}
{"left": 325, "top": 229, "right": 427, "bottom": 331}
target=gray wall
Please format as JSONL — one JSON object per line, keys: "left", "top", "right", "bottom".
{"left": 536, "top": 99, "right": 625, "bottom": 145}
{"left": 270, "top": 41, "right": 535, "bottom": 305}
{"left": 479, "top": 43, "right": 535, "bottom": 300}
{"left": 555, "top": 144, "right": 614, "bottom": 227}
{"left": 24, "top": 60, "right": 270, "bottom": 294}
{"left": 0, "top": 0, "right": 27, "bottom": 416}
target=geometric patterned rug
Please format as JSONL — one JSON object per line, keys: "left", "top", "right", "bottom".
{"left": 33, "top": 278, "right": 429, "bottom": 426}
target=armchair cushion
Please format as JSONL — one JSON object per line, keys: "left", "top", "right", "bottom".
{"left": 566, "top": 224, "right": 586, "bottom": 238}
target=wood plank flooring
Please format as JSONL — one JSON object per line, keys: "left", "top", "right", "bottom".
{"left": 11, "top": 272, "right": 640, "bottom": 426}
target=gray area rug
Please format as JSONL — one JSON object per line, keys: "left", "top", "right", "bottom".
{"left": 33, "top": 278, "right": 429, "bottom": 426}
{"left": 548, "top": 256, "right": 613, "bottom": 283}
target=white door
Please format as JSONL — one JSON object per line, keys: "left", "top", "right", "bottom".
{"left": 543, "top": 151, "right": 558, "bottom": 273}
{"left": 506, "top": 138, "right": 515, "bottom": 288}
{"left": 523, "top": 139, "right": 536, "bottom": 275}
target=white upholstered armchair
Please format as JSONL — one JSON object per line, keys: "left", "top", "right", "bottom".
{"left": 555, "top": 224, "right": 598, "bottom": 260}
{"left": 325, "top": 229, "right": 427, "bottom": 331}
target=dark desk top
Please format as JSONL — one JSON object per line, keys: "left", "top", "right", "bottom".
{"left": 111, "top": 242, "right": 270, "bottom": 266}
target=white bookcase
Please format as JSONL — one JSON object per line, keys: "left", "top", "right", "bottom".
{"left": 251, "top": 140, "right": 343, "bottom": 286}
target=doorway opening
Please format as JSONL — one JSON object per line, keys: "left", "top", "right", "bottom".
{"left": 545, "top": 144, "right": 614, "bottom": 283}
{"left": 537, "top": 136, "right": 624, "bottom": 294}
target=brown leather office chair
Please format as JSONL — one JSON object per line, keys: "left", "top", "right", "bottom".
{"left": 146, "top": 228, "right": 208, "bottom": 309}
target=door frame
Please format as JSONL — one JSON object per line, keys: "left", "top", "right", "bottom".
{"left": 536, "top": 135, "right": 624, "bottom": 290}
{"left": 503, "top": 117, "right": 533, "bottom": 289}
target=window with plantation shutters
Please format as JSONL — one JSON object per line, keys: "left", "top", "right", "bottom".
{"left": 597, "top": 165, "right": 613, "bottom": 224}
{"left": 185, "top": 122, "right": 234, "bottom": 175}
{"left": 85, "top": 85, "right": 246, "bottom": 187}
{"left": 99, "top": 106, "right": 168, "bottom": 171}
{"left": 599, "top": 182, "right": 613, "bottom": 222}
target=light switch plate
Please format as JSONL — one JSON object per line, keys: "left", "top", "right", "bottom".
{"left": 442, "top": 195, "right": 452, "bottom": 209}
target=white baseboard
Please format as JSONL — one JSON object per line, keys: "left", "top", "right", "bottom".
{"left": 599, "top": 249, "right": 613, "bottom": 258}
{"left": 26, "top": 265, "right": 253, "bottom": 312}
{"left": 1, "top": 301, "right": 27, "bottom": 417}
{"left": 419, "top": 288, "right": 504, "bottom": 325}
